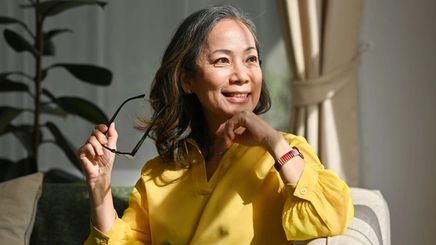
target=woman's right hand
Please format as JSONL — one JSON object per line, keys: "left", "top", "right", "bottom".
{"left": 79, "top": 123, "right": 118, "bottom": 231}
{"left": 79, "top": 123, "right": 118, "bottom": 186}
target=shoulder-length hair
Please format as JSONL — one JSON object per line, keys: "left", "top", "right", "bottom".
{"left": 143, "top": 5, "right": 271, "bottom": 166}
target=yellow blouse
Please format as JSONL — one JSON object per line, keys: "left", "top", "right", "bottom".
{"left": 85, "top": 133, "right": 354, "bottom": 245}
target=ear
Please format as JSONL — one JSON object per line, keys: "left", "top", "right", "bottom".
{"left": 181, "top": 71, "right": 193, "bottom": 94}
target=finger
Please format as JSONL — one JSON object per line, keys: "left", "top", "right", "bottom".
{"left": 234, "top": 126, "right": 246, "bottom": 135}
{"left": 79, "top": 146, "right": 101, "bottom": 176}
{"left": 216, "top": 120, "right": 227, "bottom": 136}
{"left": 106, "top": 122, "right": 118, "bottom": 149}
{"left": 79, "top": 143, "right": 97, "bottom": 162}
{"left": 92, "top": 128, "right": 108, "bottom": 145}
{"left": 89, "top": 124, "right": 109, "bottom": 145}
{"left": 93, "top": 124, "right": 108, "bottom": 133}
{"left": 222, "top": 120, "right": 237, "bottom": 147}
{"left": 88, "top": 135, "right": 104, "bottom": 156}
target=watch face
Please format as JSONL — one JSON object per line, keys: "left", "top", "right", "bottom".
{"left": 293, "top": 147, "right": 304, "bottom": 159}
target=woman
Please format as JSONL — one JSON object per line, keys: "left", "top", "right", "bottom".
{"left": 80, "top": 5, "right": 353, "bottom": 244}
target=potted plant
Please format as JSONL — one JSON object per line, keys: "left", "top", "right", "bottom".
{"left": 0, "top": 0, "right": 112, "bottom": 182}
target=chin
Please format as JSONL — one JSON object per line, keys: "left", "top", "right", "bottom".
{"left": 225, "top": 105, "right": 256, "bottom": 115}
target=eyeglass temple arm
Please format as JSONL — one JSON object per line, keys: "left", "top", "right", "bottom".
{"left": 107, "top": 94, "right": 146, "bottom": 125}
{"left": 130, "top": 104, "right": 167, "bottom": 156}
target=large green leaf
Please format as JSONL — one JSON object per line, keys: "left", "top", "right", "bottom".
{"left": 0, "top": 71, "right": 34, "bottom": 81}
{"left": 0, "top": 106, "right": 23, "bottom": 134}
{"left": 10, "top": 124, "right": 39, "bottom": 154}
{"left": 56, "top": 96, "right": 108, "bottom": 124}
{"left": 42, "top": 38, "right": 55, "bottom": 56}
{"left": 42, "top": 88, "right": 57, "bottom": 102}
{"left": 41, "top": 69, "right": 48, "bottom": 81}
{"left": 0, "top": 16, "right": 32, "bottom": 35}
{"left": 0, "top": 16, "right": 26, "bottom": 26}
{"left": 0, "top": 124, "right": 12, "bottom": 137}
{"left": 0, "top": 157, "right": 36, "bottom": 182}
{"left": 50, "top": 63, "right": 112, "bottom": 86}
{"left": 42, "top": 29, "right": 73, "bottom": 56}
{"left": 0, "top": 158, "right": 15, "bottom": 182}
{"left": 45, "top": 28, "right": 73, "bottom": 39}
{"left": 22, "top": 0, "right": 106, "bottom": 17}
{"left": 0, "top": 158, "right": 14, "bottom": 165}
{"left": 41, "top": 89, "right": 68, "bottom": 117}
{"left": 0, "top": 78, "right": 29, "bottom": 92}
{"left": 41, "top": 103, "right": 68, "bottom": 117}
{"left": 0, "top": 72, "right": 9, "bottom": 79}
{"left": 3, "top": 29, "right": 37, "bottom": 56}
{"left": 45, "top": 121, "right": 82, "bottom": 172}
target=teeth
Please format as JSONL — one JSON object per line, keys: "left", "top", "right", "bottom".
{"left": 223, "top": 92, "right": 248, "bottom": 98}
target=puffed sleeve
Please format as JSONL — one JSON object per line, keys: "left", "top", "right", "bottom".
{"left": 281, "top": 135, "right": 354, "bottom": 241}
{"left": 84, "top": 177, "right": 151, "bottom": 245}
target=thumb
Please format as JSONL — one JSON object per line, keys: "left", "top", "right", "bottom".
{"left": 107, "top": 122, "right": 118, "bottom": 149}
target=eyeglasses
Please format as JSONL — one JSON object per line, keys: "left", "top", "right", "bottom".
{"left": 101, "top": 94, "right": 164, "bottom": 159}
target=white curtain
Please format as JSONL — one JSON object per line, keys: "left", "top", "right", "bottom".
{"left": 278, "top": 0, "right": 363, "bottom": 186}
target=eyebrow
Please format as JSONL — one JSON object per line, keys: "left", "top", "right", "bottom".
{"left": 209, "top": 46, "right": 257, "bottom": 56}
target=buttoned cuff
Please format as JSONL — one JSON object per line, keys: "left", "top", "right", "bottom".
{"left": 284, "top": 163, "right": 319, "bottom": 201}
{"left": 88, "top": 223, "right": 110, "bottom": 245}
{"left": 86, "top": 214, "right": 125, "bottom": 245}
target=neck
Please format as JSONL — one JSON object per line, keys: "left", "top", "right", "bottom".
{"left": 192, "top": 108, "right": 229, "bottom": 158}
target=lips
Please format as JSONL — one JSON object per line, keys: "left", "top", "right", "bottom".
{"left": 222, "top": 92, "right": 250, "bottom": 103}
{"left": 222, "top": 92, "right": 249, "bottom": 98}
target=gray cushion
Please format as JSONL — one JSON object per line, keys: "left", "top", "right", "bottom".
{"left": 30, "top": 183, "right": 131, "bottom": 245}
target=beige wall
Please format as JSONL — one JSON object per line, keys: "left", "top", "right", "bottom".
{"left": 359, "top": 0, "right": 436, "bottom": 244}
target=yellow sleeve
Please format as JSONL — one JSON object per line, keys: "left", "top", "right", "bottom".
{"left": 281, "top": 135, "right": 354, "bottom": 241}
{"left": 84, "top": 177, "right": 151, "bottom": 245}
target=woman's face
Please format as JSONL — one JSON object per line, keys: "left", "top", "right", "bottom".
{"left": 184, "top": 19, "right": 262, "bottom": 129}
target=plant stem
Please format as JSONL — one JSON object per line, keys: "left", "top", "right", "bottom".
{"left": 32, "top": 0, "right": 43, "bottom": 172}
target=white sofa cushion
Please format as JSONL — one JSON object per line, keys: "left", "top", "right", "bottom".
{"left": 0, "top": 173, "right": 44, "bottom": 245}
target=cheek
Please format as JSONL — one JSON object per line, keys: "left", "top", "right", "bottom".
{"left": 253, "top": 71, "right": 263, "bottom": 93}
{"left": 194, "top": 68, "right": 224, "bottom": 87}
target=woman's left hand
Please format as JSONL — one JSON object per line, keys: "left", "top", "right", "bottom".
{"left": 217, "top": 111, "right": 305, "bottom": 184}
{"left": 216, "top": 111, "right": 284, "bottom": 154}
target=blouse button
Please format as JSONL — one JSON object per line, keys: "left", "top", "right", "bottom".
{"left": 218, "top": 226, "right": 229, "bottom": 237}
{"left": 300, "top": 187, "right": 307, "bottom": 195}
{"left": 96, "top": 238, "right": 108, "bottom": 245}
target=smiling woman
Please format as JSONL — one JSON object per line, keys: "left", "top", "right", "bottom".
{"left": 79, "top": 5, "right": 354, "bottom": 244}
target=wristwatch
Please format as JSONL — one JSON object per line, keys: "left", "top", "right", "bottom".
{"left": 274, "top": 147, "right": 304, "bottom": 171}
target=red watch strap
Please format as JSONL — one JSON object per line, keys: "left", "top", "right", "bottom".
{"left": 274, "top": 147, "right": 304, "bottom": 171}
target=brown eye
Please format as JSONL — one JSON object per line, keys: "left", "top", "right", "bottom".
{"left": 247, "top": 56, "right": 258, "bottom": 63}
{"left": 215, "top": 57, "right": 229, "bottom": 64}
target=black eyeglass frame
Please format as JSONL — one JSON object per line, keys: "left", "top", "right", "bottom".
{"left": 101, "top": 94, "right": 164, "bottom": 159}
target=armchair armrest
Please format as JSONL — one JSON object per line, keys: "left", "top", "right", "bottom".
{"left": 306, "top": 188, "right": 390, "bottom": 245}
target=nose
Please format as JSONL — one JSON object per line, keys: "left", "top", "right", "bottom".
{"left": 229, "top": 62, "right": 249, "bottom": 84}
